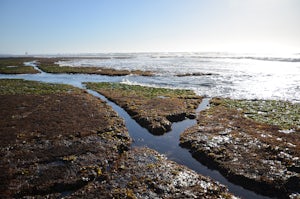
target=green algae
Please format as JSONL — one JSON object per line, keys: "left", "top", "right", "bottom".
{"left": 37, "top": 58, "right": 153, "bottom": 76}
{"left": 0, "top": 79, "right": 81, "bottom": 95}
{"left": 181, "top": 98, "right": 300, "bottom": 197}
{"left": 0, "top": 65, "right": 39, "bottom": 74}
{"left": 85, "top": 82, "right": 201, "bottom": 135}
{"left": 211, "top": 98, "right": 300, "bottom": 130}
{"left": 0, "top": 58, "right": 39, "bottom": 74}
{"left": 85, "top": 82, "right": 197, "bottom": 99}
{"left": 38, "top": 64, "right": 106, "bottom": 74}
{"left": 0, "top": 80, "right": 131, "bottom": 198}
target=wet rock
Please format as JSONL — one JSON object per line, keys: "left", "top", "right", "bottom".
{"left": 0, "top": 80, "right": 239, "bottom": 198}
{"left": 180, "top": 98, "right": 300, "bottom": 198}
{"left": 66, "top": 147, "right": 238, "bottom": 199}
{"left": 176, "top": 72, "right": 216, "bottom": 77}
{"left": 0, "top": 57, "right": 40, "bottom": 74}
{"left": 0, "top": 80, "right": 131, "bottom": 198}
{"left": 85, "top": 82, "right": 202, "bottom": 135}
{"left": 36, "top": 57, "right": 153, "bottom": 76}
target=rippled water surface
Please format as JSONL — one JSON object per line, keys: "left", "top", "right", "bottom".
{"left": 1, "top": 52, "right": 300, "bottom": 103}
{"left": 56, "top": 52, "right": 300, "bottom": 102}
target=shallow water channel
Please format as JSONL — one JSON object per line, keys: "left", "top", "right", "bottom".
{"left": 0, "top": 66, "right": 275, "bottom": 198}
{"left": 86, "top": 90, "right": 274, "bottom": 199}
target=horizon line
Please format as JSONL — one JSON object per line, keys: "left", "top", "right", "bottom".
{"left": 1, "top": 50, "right": 299, "bottom": 57}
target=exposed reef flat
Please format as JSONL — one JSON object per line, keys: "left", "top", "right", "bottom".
{"left": 176, "top": 72, "right": 216, "bottom": 77}
{"left": 0, "top": 80, "right": 236, "bottom": 198}
{"left": 66, "top": 147, "right": 237, "bottom": 199}
{"left": 180, "top": 98, "right": 300, "bottom": 198}
{"left": 0, "top": 57, "right": 153, "bottom": 76}
{"left": 0, "top": 57, "right": 39, "bottom": 74}
{"left": 37, "top": 58, "right": 153, "bottom": 76}
{"left": 0, "top": 79, "right": 131, "bottom": 198}
{"left": 85, "top": 82, "right": 202, "bottom": 135}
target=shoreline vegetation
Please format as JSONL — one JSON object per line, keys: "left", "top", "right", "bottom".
{"left": 0, "top": 57, "right": 154, "bottom": 76}
{"left": 0, "top": 79, "right": 236, "bottom": 198}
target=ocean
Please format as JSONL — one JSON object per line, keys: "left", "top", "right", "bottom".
{"left": 56, "top": 52, "right": 300, "bottom": 103}
{"left": 1, "top": 52, "right": 300, "bottom": 103}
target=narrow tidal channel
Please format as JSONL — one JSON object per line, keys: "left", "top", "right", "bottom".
{"left": 86, "top": 89, "right": 274, "bottom": 199}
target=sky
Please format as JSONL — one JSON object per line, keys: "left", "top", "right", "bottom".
{"left": 0, "top": 0, "right": 299, "bottom": 54}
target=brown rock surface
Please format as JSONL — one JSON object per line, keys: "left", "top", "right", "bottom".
{"left": 0, "top": 80, "right": 131, "bottom": 198}
{"left": 65, "top": 147, "right": 237, "bottom": 199}
{"left": 85, "top": 82, "right": 202, "bottom": 135}
{"left": 0, "top": 57, "right": 39, "bottom": 74}
{"left": 0, "top": 80, "right": 238, "bottom": 198}
{"left": 37, "top": 58, "right": 153, "bottom": 76}
{"left": 180, "top": 98, "right": 300, "bottom": 198}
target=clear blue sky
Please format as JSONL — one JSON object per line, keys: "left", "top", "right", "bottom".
{"left": 1, "top": 0, "right": 299, "bottom": 54}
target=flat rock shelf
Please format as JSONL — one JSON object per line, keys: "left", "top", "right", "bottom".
{"left": 180, "top": 98, "right": 300, "bottom": 199}
{"left": 87, "top": 88, "right": 277, "bottom": 199}
{"left": 1, "top": 61, "right": 298, "bottom": 198}
{"left": 0, "top": 79, "right": 236, "bottom": 199}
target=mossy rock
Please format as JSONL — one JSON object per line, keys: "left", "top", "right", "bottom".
{"left": 86, "top": 82, "right": 202, "bottom": 135}
{"left": 0, "top": 57, "right": 39, "bottom": 74}
{"left": 0, "top": 79, "right": 81, "bottom": 95}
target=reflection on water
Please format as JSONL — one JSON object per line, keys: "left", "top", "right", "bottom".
{"left": 86, "top": 90, "right": 273, "bottom": 199}
{"left": 2, "top": 52, "right": 300, "bottom": 103}
{"left": 56, "top": 52, "right": 300, "bottom": 102}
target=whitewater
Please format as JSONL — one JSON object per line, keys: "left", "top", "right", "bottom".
{"left": 1, "top": 52, "right": 299, "bottom": 103}
{"left": 56, "top": 52, "right": 300, "bottom": 103}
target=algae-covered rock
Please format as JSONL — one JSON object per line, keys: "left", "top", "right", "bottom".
{"left": 66, "top": 147, "right": 238, "bottom": 199}
{"left": 0, "top": 80, "right": 239, "bottom": 198}
{"left": 180, "top": 98, "right": 300, "bottom": 198}
{"left": 0, "top": 79, "right": 131, "bottom": 198}
{"left": 85, "top": 82, "right": 202, "bottom": 135}
{"left": 0, "top": 57, "right": 40, "bottom": 74}
{"left": 37, "top": 58, "right": 153, "bottom": 76}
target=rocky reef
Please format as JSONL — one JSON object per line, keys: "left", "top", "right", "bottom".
{"left": 85, "top": 82, "right": 202, "bottom": 135}
{"left": 176, "top": 72, "right": 216, "bottom": 77}
{"left": 64, "top": 147, "right": 237, "bottom": 199}
{"left": 0, "top": 57, "right": 153, "bottom": 76}
{"left": 0, "top": 57, "right": 40, "bottom": 74}
{"left": 0, "top": 80, "right": 236, "bottom": 198}
{"left": 180, "top": 98, "right": 300, "bottom": 198}
{"left": 36, "top": 58, "right": 153, "bottom": 76}
{"left": 0, "top": 79, "right": 131, "bottom": 198}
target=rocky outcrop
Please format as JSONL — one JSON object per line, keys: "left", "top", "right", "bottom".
{"left": 86, "top": 82, "right": 202, "bottom": 135}
{"left": 180, "top": 98, "right": 300, "bottom": 198}
{"left": 176, "top": 72, "right": 216, "bottom": 77}
{"left": 37, "top": 58, "right": 153, "bottom": 76}
{"left": 0, "top": 80, "right": 238, "bottom": 198}
{"left": 0, "top": 80, "right": 131, "bottom": 198}
{"left": 65, "top": 147, "right": 238, "bottom": 199}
